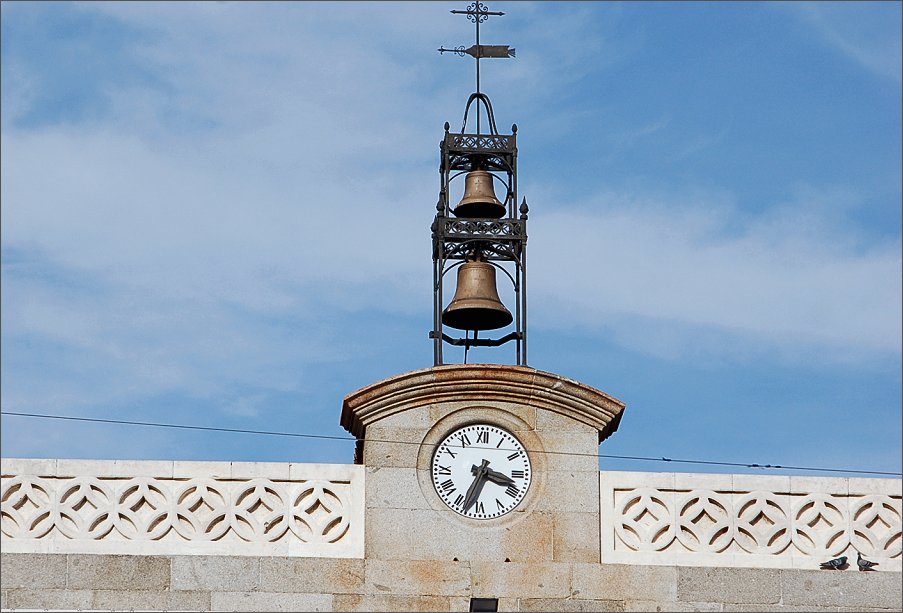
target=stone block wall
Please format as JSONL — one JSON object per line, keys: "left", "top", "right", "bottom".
{"left": 2, "top": 553, "right": 901, "bottom": 611}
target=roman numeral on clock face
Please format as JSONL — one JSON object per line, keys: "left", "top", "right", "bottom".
{"left": 436, "top": 465, "right": 451, "bottom": 475}
{"left": 507, "top": 451, "right": 521, "bottom": 461}
{"left": 440, "top": 479, "right": 455, "bottom": 493}
{"left": 477, "top": 431, "right": 489, "bottom": 444}
{"left": 505, "top": 485, "right": 520, "bottom": 498}
{"left": 459, "top": 432, "right": 471, "bottom": 447}
{"left": 511, "top": 470, "right": 524, "bottom": 479}
{"left": 454, "top": 494, "right": 465, "bottom": 507}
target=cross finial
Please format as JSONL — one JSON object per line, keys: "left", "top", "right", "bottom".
{"left": 438, "top": 2, "right": 514, "bottom": 109}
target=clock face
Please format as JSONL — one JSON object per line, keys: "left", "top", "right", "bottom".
{"left": 431, "top": 423, "right": 532, "bottom": 519}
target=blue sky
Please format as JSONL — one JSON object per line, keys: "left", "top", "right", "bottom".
{"left": 1, "top": 1, "right": 900, "bottom": 477}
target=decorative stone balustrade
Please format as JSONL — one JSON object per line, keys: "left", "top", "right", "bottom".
{"left": 0, "top": 459, "right": 364, "bottom": 558}
{"left": 600, "top": 471, "right": 902, "bottom": 570}
{"left": 4, "top": 459, "right": 901, "bottom": 570}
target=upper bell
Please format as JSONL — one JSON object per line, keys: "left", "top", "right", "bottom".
{"left": 453, "top": 170, "right": 506, "bottom": 219}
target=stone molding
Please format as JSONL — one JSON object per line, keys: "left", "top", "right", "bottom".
{"left": 600, "top": 471, "right": 902, "bottom": 571}
{"left": 0, "top": 459, "right": 364, "bottom": 558}
{"left": 341, "top": 365, "right": 626, "bottom": 443}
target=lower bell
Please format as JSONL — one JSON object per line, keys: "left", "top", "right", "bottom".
{"left": 442, "top": 260, "right": 513, "bottom": 331}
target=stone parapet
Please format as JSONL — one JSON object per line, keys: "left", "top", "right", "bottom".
{"left": 1, "top": 553, "right": 900, "bottom": 611}
{"left": 600, "top": 471, "right": 902, "bottom": 571}
{"left": 0, "top": 458, "right": 364, "bottom": 558}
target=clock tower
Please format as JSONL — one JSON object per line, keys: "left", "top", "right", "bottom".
{"left": 340, "top": 3, "right": 626, "bottom": 564}
{"left": 341, "top": 365, "right": 625, "bottom": 563}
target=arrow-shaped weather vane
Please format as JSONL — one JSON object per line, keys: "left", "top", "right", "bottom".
{"left": 438, "top": 2, "right": 515, "bottom": 134}
{"left": 439, "top": 44, "right": 516, "bottom": 59}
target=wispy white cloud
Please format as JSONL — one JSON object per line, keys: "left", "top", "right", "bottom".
{"left": 530, "top": 184, "right": 902, "bottom": 361}
{"left": 793, "top": 2, "right": 902, "bottom": 83}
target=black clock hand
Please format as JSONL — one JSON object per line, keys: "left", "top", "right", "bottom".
{"left": 463, "top": 459, "right": 490, "bottom": 512}
{"left": 484, "top": 467, "right": 515, "bottom": 486}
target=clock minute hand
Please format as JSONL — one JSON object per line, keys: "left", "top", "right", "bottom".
{"left": 463, "top": 459, "right": 490, "bottom": 512}
{"left": 484, "top": 467, "right": 515, "bottom": 486}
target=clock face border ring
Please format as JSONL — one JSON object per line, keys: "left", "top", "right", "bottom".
{"left": 416, "top": 405, "right": 547, "bottom": 527}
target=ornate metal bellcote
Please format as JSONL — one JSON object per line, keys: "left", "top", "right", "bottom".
{"left": 431, "top": 2, "right": 529, "bottom": 367}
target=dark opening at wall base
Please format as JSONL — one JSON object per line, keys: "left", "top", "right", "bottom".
{"left": 470, "top": 597, "right": 499, "bottom": 612}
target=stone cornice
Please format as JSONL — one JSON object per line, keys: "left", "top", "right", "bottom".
{"left": 340, "top": 365, "right": 626, "bottom": 443}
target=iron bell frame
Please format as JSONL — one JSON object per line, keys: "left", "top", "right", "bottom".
{"left": 430, "top": 92, "right": 528, "bottom": 366}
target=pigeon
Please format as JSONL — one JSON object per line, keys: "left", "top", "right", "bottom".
{"left": 819, "top": 556, "right": 848, "bottom": 570}
{"left": 857, "top": 552, "right": 878, "bottom": 571}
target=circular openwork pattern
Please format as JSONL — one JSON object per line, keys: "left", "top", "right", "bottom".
{"left": 734, "top": 492, "right": 792, "bottom": 555}
{"left": 850, "top": 495, "right": 902, "bottom": 557}
{"left": 614, "top": 488, "right": 676, "bottom": 552}
{"left": 791, "top": 493, "right": 849, "bottom": 557}
{"left": 612, "top": 487, "right": 901, "bottom": 561}
{"left": 676, "top": 490, "right": 734, "bottom": 553}
{"left": 1, "top": 475, "right": 353, "bottom": 546}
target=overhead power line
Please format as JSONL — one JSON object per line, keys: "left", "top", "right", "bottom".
{"left": 2, "top": 410, "right": 899, "bottom": 477}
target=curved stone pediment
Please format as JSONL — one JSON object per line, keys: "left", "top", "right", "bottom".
{"left": 340, "top": 364, "right": 626, "bottom": 443}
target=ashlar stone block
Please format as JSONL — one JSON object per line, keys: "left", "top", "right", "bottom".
{"left": 68, "top": 553, "right": 170, "bottom": 590}
{"left": 552, "top": 512, "right": 600, "bottom": 563}
{"left": 722, "top": 605, "right": 844, "bottom": 612}
{"left": 572, "top": 563, "right": 677, "bottom": 602}
{"left": 210, "top": 591, "right": 333, "bottom": 612}
{"left": 420, "top": 509, "right": 554, "bottom": 562}
{"left": 93, "top": 589, "right": 212, "bottom": 611}
{"left": 0, "top": 553, "right": 67, "bottom": 589}
{"left": 171, "top": 555, "right": 259, "bottom": 592}
{"left": 366, "top": 507, "right": 417, "bottom": 560}
{"left": 537, "top": 431, "right": 600, "bottom": 473}
{"left": 363, "top": 427, "right": 425, "bottom": 468}
{"left": 521, "top": 597, "right": 624, "bottom": 611}
{"left": 366, "top": 506, "right": 556, "bottom": 562}
{"left": 471, "top": 561, "right": 571, "bottom": 599}
{"left": 780, "top": 568, "right": 902, "bottom": 610}
{"left": 677, "top": 567, "right": 780, "bottom": 605}
{"left": 365, "top": 559, "right": 472, "bottom": 596}
{"left": 259, "top": 557, "right": 365, "bottom": 594}
{"left": 366, "top": 466, "right": 431, "bottom": 510}
{"left": 535, "top": 470, "right": 600, "bottom": 514}
{"left": 624, "top": 601, "right": 721, "bottom": 612}
{"left": 6, "top": 588, "right": 94, "bottom": 611}
{"left": 334, "top": 594, "right": 453, "bottom": 612}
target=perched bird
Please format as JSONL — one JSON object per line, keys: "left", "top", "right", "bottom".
{"left": 857, "top": 552, "right": 878, "bottom": 571}
{"left": 819, "top": 556, "right": 848, "bottom": 570}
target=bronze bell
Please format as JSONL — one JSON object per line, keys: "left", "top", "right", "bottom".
{"left": 453, "top": 170, "right": 505, "bottom": 219}
{"left": 442, "top": 260, "right": 513, "bottom": 331}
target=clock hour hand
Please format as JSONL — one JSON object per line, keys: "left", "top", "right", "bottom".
{"left": 463, "top": 459, "right": 490, "bottom": 512}
{"left": 484, "top": 467, "right": 516, "bottom": 486}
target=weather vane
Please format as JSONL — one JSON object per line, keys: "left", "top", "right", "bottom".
{"left": 438, "top": 2, "right": 515, "bottom": 105}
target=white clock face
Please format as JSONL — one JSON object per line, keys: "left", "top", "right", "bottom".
{"left": 431, "top": 423, "right": 532, "bottom": 519}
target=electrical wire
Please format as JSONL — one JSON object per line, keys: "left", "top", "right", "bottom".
{"left": 2, "top": 410, "right": 899, "bottom": 477}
